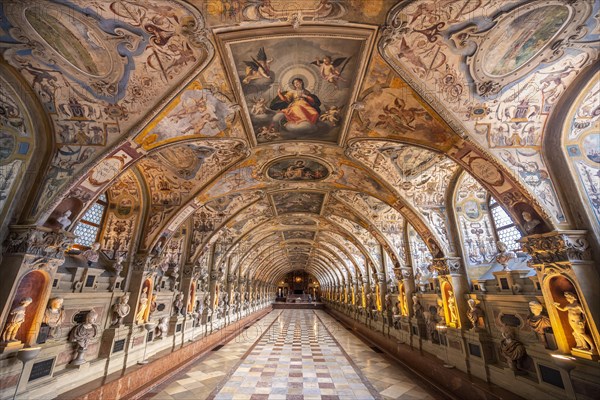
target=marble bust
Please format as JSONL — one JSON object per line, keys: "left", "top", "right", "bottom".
{"left": 69, "top": 309, "right": 99, "bottom": 365}
{"left": 111, "top": 294, "right": 131, "bottom": 327}
{"left": 43, "top": 297, "right": 64, "bottom": 339}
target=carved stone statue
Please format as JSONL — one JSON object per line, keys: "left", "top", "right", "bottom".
{"left": 135, "top": 287, "right": 149, "bottom": 325}
{"left": 392, "top": 302, "right": 401, "bottom": 329}
{"left": 522, "top": 211, "right": 541, "bottom": 234}
{"left": 412, "top": 295, "right": 423, "bottom": 319}
{"left": 436, "top": 296, "right": 446, "bottom": 325}
{"left": 500, "top": 328, "right": 527, "bottom": 372}
{"left": 57, "top": 210, "right": 72, "bottom": 230}
{"left": 2, "top": 297, "right": 32, "bottom": 342}
{"left": 69, "top": 309, "right": 99, "bottom": 365}
{"left": 155, "top": 316, "right": 169, "bottom": 339}
{"left": 495, "top": 241, "right": 516, "bottom": 271}
{"left": 111, "top": 294, "right": 131, "bottom": 327}
{"left": 148, "top": 294, "right": 157, "bottom": 317}
{"left": 82, "top": 242, "right": 101, "bottom": 266}
{"left": 553, "top": 291, "right": 596, "bottom": 352}
{"left": 447, "top": 291, "right": 459, "bottom": 325}
{"left": 527, "top": 301, "right": 552, "bottom": 347}
{"left": 43, "top": 297, "right": 64, "bottom": 339}
{"left": 466, "top": 298, "right": 483, "bottom": 330}
{"left": 173, "top": 292, "right": 184, "bottom": 316}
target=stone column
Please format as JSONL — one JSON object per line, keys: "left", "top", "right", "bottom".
{"left": 521, "top": 231, "right": 599, "bottom": 358}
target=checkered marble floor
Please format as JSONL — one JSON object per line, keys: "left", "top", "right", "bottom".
{"left": 213, "top": 310, "right": 379, "bottom": 400}
{"left": 145, "top": 310, "right": 447, "bottom": 400}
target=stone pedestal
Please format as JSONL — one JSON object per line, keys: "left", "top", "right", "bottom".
{"left": 99, "top": 325, "right": 132, "bottom": 374}
{"left": 462, "top": 330, "right": 494, "bottom": 381}
{"left": 0, "top": 340, "right": 24, "bottom": 354}
{"left": 169, "top": 316, "right": 184, "bottom": 348}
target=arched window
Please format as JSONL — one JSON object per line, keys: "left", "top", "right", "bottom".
{"left": 488, "top": 197, "right": 523, "bottom": 251}
{"left": 73, "top": 193, "right": 108, "bottom": 248}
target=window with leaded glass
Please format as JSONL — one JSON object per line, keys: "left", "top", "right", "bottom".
{"left": 73, "top": 194, "right": 107, "bottom": 248}
{"left": 489, "top": 197, "right": 522, "bottom": 251}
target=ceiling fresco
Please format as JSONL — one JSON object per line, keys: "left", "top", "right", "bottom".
{"left": 2, "top": 0, "right": 598, "bottom": 288}
{"left": 0, "top": 0, "right": 213, "bottom": 219}
{"left": 380, "top": 0, "right": 600, "bottom": 225}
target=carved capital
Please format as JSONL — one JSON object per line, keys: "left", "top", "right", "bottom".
{"left": 520, "top": 230, "right": 592, "bottom": 268}
{"left": 431, "top": 257, "right": 462, "bottom": 275}
{"left": 3, "top": 225, "right": 73, "bottom": 260}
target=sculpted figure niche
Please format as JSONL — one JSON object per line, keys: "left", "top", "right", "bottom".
{"left": 527, "top": 301, "right": 552, "bottom": 348}
{"left": 2, "top": 297, "right": 33, "bottom": 343}
{"left": 111, "top": 293, "right": 131, "bottom": 327}
{"left": 553, "top": 291, "right": 596, "bottom": 352}
{"left": 43, "top": 297, "right": 65, "bottom": 339}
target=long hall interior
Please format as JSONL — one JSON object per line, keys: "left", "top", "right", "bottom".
{"left": 0, "top": 1, "right": 599, "bottom": 399}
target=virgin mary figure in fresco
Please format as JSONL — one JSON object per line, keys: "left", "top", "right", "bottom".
{"left": 270, "top": 78, "right": 321, "bottom": 132}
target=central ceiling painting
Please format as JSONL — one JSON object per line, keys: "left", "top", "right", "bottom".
{"left": 216, "top": 25, "right": 377, "bottom": 145}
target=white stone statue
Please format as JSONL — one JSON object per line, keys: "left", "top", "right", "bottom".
{"left": 495, "top": 241, "right": 516, "bottom": 271}
{"left": 522, "top": 211, "right": 541, "bottom": 234}
{"left": 447, "top": 291, "right": 459, "bottom": 325}
{"left": 527, "top": 301, "right": 552, "bottom": 346}
{"left": 82, "top": 242, "right": 101, "bottom": 266}
{"left": 412, "top": 294, "right": 423, "bottom": 319}
{"left": 156, "top": 316, "right": 169, "bottom": 339}
{"left": 2, "top": 297, "right": 33, "bottom": 342}
{"left": 43, "top": 297, "right": 64, "bottom": 339}
{"left": 111, "top": 293, "right": 131, "bottom": 327}
{"left": 69, "top": 309, "right": 99, "bottom": 365}
{"left": 466, "top": 298, "right": 483, "bottom": 330}
{"left": 57, "top": 210, "right": 73, "bottom": 230}
{"left": 553, "top": 291, "right": 596, "bottom": 352}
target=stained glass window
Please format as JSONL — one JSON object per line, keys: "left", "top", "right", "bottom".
{"left": 73, "top": 194, "right": 107, "bottom": 248}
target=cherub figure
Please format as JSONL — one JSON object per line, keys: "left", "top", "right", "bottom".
{"left": 553, "top": 291, "right": 596, "bottom": 352}
{"left": 319, "top": 105, "right": 342, "bottom": 126}
{"left": 242, "top": 47, "right": 273, "bottom": 84}
{"left": 251, "top": 97, "right": 269, "bottom": 116}
{"left": 311, "top": 56, "right": 351, "bottom": 88}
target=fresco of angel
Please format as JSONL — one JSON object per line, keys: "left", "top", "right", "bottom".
{"left": 311, "top": 56, "right": 351, "bottom": 87}
{"left": 242, "top": 47, "right": 273, "bottom": 84}
{"left": 320, "top": 105, "right": 342, "bottom": 126}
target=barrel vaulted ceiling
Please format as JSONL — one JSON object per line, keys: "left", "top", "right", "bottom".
{"left": 0, "top": 0, "right": 598, "bottom": 286}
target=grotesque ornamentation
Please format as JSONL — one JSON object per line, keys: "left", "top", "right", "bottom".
{"left": 111, "top": 294, "right": 131, "bottom": 327}
{"left": 527, "top": 301, "right": 552, "bottom": 347}
{"left": 553, "top": 291, "right": 596, "bottom": 352}
{"left": 521, "top": 231, "right": 592, "bottom": 266}
{"left": 43, "top": 297, "right": 64, "bottom": 339}
{"left": 69, "top": 309, "right": 99, "bottom": 365}
{"left": 2, "top": 297, "right": 33, "bottom": 342}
